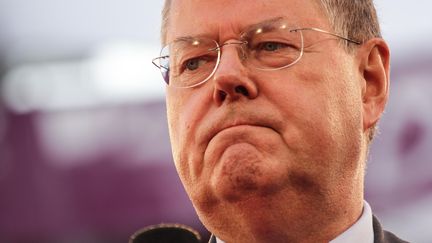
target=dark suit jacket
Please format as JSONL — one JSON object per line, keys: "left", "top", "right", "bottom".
{"left": 372, "top": 216, "right": 408, "bottom": 243}
{"left": 207, "top": 216, "right": 408, "bottom": 243}
{"left": 129, "top": 216, "right": 408, "bottom": 243}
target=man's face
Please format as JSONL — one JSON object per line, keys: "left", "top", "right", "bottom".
{"left": 165, "top": 0, "right": 367, "bottom": 232}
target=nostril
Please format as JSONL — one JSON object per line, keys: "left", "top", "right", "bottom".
{"left": 235, "top": 86, "right": 249, "bottom": 96}
{"left": 218, "top": 90, "right": 227, "bottom": 101}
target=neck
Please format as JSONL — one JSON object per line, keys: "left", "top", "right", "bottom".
{"left": 201, "top": 189, "right": 364, "bottom": 243}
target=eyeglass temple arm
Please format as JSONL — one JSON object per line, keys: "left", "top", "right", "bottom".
{"left": 293, "top": 27, "right": 362, "bottom": 45}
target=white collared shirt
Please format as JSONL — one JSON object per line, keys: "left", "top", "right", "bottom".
{"left": 216, "top": 201, "right": 374, "bottom": 243}
{"left": 330, "top": 201, "right": 374, "bottom": 243}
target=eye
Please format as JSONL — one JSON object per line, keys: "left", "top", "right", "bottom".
{"left": 181, "top": 52, "right": 219, "bottom": 73}
{"left": 185, "top": 58, "right": 200, "bottom": 71}
{"left": 258, "top": 41, "right": 288, "bottom": 52}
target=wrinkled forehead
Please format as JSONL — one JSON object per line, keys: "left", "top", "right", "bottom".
{"left": 166, "top": 0, "right": 329, "bottom": 43}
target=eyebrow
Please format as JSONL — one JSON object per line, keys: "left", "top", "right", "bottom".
{"left": 172, "top": 16, "right": 287, "bottom": 43}
{"left": 172, "top": 36, "right": 197, "bottom": 43}
{"left": 241, "top": 16, "right": 285, "bottom": 35}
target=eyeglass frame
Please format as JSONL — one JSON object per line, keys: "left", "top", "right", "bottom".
{"left": 152, "top": 26, "right": 361, "bottom": 89}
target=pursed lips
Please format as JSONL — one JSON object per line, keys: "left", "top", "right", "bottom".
{"left": 194, "top": 108, "right": 285, "bottom": 152}
{"left": 214, "top": 123, "right": 262, "bottom": 137}
{"left": 203, "top": 118, "right": 278, "bottom": 150}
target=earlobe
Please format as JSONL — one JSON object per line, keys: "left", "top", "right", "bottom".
{"left": 359, "top": 38, "right": 390, "bottom": 132}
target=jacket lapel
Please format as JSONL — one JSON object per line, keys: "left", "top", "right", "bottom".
{"left": 372, "top": 215, "right": 409, "bottom": 243}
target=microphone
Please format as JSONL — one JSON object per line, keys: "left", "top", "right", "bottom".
{"left": 129, "top": 223, "right": 202, "bottom": 243}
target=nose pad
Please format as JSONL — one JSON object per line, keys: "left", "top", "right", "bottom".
{"left": 237, "top": 44, "right": 247, "bottom": 61}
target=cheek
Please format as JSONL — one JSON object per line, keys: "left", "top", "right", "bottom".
{"left": 166, "top": 91, "right": 196, "bottom": 192}
{"left": 301, "top": 62, "right": 364, "bottom": 173}
{"left": 166, "top": 93, "right": 181, "bottom": 152}
{"left": 166, "top": 89, "right": 212, "bottom": 178}
{"left": 166, "top": 89, "right": 194, "bottom": 163}
{"left": 295, "top": 53, "right": 362, "bottom": 128}
{"left": 265, "top": 59, "right": 363, "bottom": 156}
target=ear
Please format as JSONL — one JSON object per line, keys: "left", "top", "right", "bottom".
{"left": 357, "top": 38, "right": 390, "bottom": 133}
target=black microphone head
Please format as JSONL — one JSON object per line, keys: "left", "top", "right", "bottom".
{"left": 129, "top": 223, "right": 202, "bottom": 243}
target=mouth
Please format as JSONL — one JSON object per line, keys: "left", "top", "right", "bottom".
{"left": 195, "top": 108, "right": 284, "bottom": 155}
{"left": 205, "top": 119, "right": 277, "bottom": 150}
{"left": 214, "top": 123, "right": 268, "bottom": 137}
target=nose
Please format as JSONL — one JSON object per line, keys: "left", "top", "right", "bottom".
{"left": 212, "top": 41, "right": 258, "bottom": 105}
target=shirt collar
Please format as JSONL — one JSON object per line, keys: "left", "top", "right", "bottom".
{"left": 330, "top": 200, "right": 374, "bottom": 243}
{"left": 215, "top": 201, "right": 374, "bottom": 243}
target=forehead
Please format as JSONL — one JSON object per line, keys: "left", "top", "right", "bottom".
{"left": 166, "top": 0, "right": 328, "bottom": 42}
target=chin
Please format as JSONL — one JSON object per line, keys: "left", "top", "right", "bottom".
{"left": 206, "top": 144, "right": 289, "bottom": 203}
{"left": 211, "top": 165, "right": 287, "bottom": 203}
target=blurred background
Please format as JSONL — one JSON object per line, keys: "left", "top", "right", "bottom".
{"left": 0, "top": 1, "right": 431, "bottom": 242}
